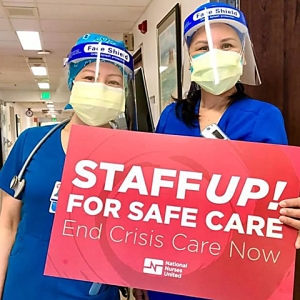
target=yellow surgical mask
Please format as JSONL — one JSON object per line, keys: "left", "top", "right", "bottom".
{"left": 69, "top": 81, "right": 125, "bottom": 126}
{"left": 191, "top": 49, "right": 243, "bottom": 95}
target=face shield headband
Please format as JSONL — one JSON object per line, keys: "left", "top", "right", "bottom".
{"left": 184, "top": 4, "right": 248, "bottom": 47}
{"left": 65, "top": 41, "right": 134, "bottom": 89}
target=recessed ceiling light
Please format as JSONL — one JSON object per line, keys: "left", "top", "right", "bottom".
{"left": 31, "top": 66, "right": 47, "bottom": 76}
{"left": 16, "top": 31, "right": 42, "bottom": 50}
{"left": 38, "top": 50, "right": 51, "bottom": 55}
{"left": 38, "top": 82, "right": 50, "bottom": 89}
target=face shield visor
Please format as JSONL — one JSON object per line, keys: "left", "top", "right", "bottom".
{"left": 64, "top": 41, "right": 136, "bottom": 128}
{"left": 183, "top": 3, "right": 261, "bottom": 95}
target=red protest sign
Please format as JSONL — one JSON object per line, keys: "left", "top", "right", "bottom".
{"left": 45, "top": 125, "right": 300, "bottom": 300}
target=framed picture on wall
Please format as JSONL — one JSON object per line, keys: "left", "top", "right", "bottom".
{"left": 211, "top": 0, "right": 240, "bottom": 8}
{"left": 156, "top": 3, "right": 182, "bottom": 113}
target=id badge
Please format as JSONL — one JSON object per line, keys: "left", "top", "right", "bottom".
{"left": 49, "top": 181, "right": 61, "bottom": 213}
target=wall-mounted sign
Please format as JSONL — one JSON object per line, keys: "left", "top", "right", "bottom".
{"left": 41, "top": 91, "right": 51, "bottom": 100}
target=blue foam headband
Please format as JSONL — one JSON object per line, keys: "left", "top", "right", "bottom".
{"left": 184, "top": 2, "right": 248, "bottom": 47}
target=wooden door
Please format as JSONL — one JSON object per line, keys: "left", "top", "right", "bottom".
{"left": 241, "top": 0, "right": 300, "bottom": 146}
{"left": 241, "top": 1, "right": 300, "bottom": 298}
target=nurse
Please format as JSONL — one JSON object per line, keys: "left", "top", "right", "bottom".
{"left": 134, "top": 2, "right": 298, "bottom": 300}
{"left": 156, "top": 2, "right": 287, "bottom": 144}
{"left": 0, "top": 33, "right": 134, "bottom": 300}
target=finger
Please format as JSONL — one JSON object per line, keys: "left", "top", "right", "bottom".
{"left": 296, "top": 231, "right": 300, "bottom": 249}
{"left": 279, "top": 216, "right": 300, "bottom": 230}
{"left": 280, "top": 208, "right": 300, "bottom": 219}
{"left": 132, "top": 289, "right": 142, "bottom": 299}
{"left": 143, "top": 290, "right": 150, "bottom": 300}
{"left": 279, "top": 198, "right": 300, "bottom": 208}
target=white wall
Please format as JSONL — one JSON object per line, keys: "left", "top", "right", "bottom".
{"left": 131, "top": 0, "right": 207, "bottom": 124}
{"left": 11, "top": 103, "right": 35, "bottom": 133}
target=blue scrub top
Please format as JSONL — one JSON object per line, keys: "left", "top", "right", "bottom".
{"left": 148, "top": 97, "right": 288, "bottom": 300}
{"left": 0, "top": 125, "right": 120, "bottom": 300}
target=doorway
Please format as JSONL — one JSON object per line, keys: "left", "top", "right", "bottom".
{"left": 9, "top": 106, "right": 16, "bottom": 144}
{"left": 133, "top": 46, "right": 143, "bottom": 70}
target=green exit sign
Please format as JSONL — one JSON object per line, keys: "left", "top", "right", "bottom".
{"left": 52, "top": 117, "right": 57, "bottom": 122}
{"left": 41, "top": 91, "right": 51, "bottom": 100}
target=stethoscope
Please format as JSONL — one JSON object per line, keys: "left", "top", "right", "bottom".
{"left": 9, "top": 118, "right": 120, "bottom": 199}
{"left": 9, "top": 119, "right": 70, "bottom": 198}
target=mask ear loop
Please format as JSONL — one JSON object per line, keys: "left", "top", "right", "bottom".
{"left": 95, "top": 42, "right": 101, "bottom": 82}
{"left": 204, "top": 8, "right": 219, "bottom": 85}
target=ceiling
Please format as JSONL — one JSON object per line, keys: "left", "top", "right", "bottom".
{"left": 0, "top": 0, "right": 151, "bottom": 119}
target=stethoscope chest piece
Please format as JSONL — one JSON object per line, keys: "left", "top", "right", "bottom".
{"left": 10, "top": 175, "right": 26, "bottom": 198}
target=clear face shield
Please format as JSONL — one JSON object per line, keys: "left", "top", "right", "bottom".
{"left": 63, "top": 41, "right": 136, "bottom": 129}
{"left": 183, "top": 5, "right": 261, "bottom": 95}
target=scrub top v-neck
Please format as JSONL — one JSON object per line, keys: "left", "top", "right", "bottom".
{"left": 155, "top": 97, "right": 288, "bottom": 145}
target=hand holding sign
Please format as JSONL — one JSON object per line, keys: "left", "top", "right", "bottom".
{"left": 279, "top": 198, "right": 300, "bottom": 248}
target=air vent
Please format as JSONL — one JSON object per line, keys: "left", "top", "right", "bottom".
{"left": 36, "top": 78, "right": 49, "bottom": 82}
{"left": 27, "top": 57, "right": 44, "bottom": 64}
{"left": 26, "top": 57, "right": 45, "bottom": 68}
{"left": 5, "top": 6, "right": 38, "bottom": 19}
{"left": 42, "top": 110, "right": 62, "bottom": 114}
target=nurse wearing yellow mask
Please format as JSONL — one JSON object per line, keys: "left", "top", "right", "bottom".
{"left": 134, "top": 2, "right": 292, "bottom": 300}
{"left": 64, "top": 33, "right": 135, "bottom": 129}
{"left": 154, "top": 2, "right": 287, "bottom": 145}
{"left": 0, "top": 33, "right": 133, "bottom": 300}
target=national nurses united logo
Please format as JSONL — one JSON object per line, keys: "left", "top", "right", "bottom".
{"left": 49, "top": 181, "right": 61, "bottom": 213}
{"left": 143, "top": 258, "right": 188, "bottom": 279}
{"left": 143, "top": 258, "right": 164, "bottom": 275}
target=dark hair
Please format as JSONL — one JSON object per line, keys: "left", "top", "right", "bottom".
{"left": 174, "top": 82, "right": 248, "bottom": 127}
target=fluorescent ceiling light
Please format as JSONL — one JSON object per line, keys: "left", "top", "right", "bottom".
{"left": 16, "top": 31, "right": 42, "bottom": 51}
{"left": 51, "top": 114, "right": 56, "bottom": 118}
{"left": 31, "top": 66, "right": 47, "bottom": 76}
{"left": 38, "top": 82, "right": 50, "bottom": 89}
